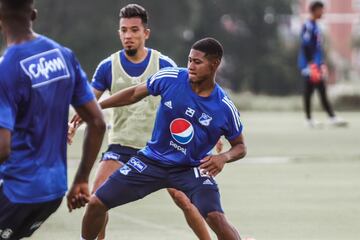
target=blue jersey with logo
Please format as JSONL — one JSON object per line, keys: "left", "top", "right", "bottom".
{"left": 298, "top": 20, "right": 324, "bottom": 71}
{"left": 91, "top": 48, "right": 176, "bottom": 91}
{"left": 0, "top": 35, "right": 94, "bottom": 203}
{"left": 140, "top": 67, "right": 243, "bottom": 166}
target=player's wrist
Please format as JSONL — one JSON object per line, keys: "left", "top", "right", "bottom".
{"left": 73, "top": 173, "right": 89, "bottom": 184}
{"left": 219, "top": 153, "right": 231, "bottom": 163}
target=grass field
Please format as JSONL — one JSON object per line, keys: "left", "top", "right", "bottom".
{"left": 30, "top": 111, "right": 360, "bottom": 240}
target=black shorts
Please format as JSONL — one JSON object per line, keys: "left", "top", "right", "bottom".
{"left": 100, "top": 144, "right": 139, "bottom": 164}
{"left": 0, "top": 185, "right": 62, "bottom": 240}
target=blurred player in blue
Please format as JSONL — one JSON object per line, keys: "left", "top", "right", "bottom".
{"left": 298, "top": 1, "right": 347, "bottom": 128}
{"left": 0, "top": 0, "right": 106, "bottom": 239}
{"left": 68, "top": 4, "right": 213, "bottom": 240}
{"left": 81, "top": 37, "right": 247, "bottom": 240}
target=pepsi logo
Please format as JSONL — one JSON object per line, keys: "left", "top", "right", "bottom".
{"left": 170, "top": 118, "right": 194, "bottom": 145}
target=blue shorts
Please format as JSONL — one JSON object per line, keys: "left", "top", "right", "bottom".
{"left": 96, "top": 154, "right": 223, "bottom": 218}
{"left": 101, "top": 144, "right": 139, "bottom": 164}
{"left": 0, "top": 185, "right": 62, "bottom": 240}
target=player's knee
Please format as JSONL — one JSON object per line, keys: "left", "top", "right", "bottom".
{"left": 168, "top": 189, "right": 192, "bottom": 211}
{"left": 87, "top": 196, "right": 107, "bottom": 215}
{"left": 206, "top": 211, "right": 226, "bottom": 227}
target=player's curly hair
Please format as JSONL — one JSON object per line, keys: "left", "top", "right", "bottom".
{"left": 119, "top": 4, "right": 148, "bottom": 26}
{"left": 191, "top": 37, "right": 223, "bottom": 60}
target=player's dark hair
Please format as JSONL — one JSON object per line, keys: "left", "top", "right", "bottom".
{"left": 309, "top": 1, "right": 324, "bottom": 12}
{"left": 0, "top": 0, "right": 33, "bottom": 11}
{"left": 191, "top": 37, "right": 223, "bottom": 60}
{"left": 0, "top": 0, "right": 34, "bottom": 21}
{"left": 119, "top": 4, "right": 148, "bottom": 26}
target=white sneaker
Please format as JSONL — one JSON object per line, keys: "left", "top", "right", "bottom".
{"left": 329, "top": 117, "right": 348, "bottom": 127}
{"left": 306, "top": 119, "right": 323, "bottom": 128}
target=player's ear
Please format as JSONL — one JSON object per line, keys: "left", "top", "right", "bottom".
{"left": 144, "top": 28, "right": 150, "bottom": 40}
{"left": 31, "top": 9, "right": 37, "bottom": 21}
{"left": 211, "top": 58, "right": 221, "bottom": 70}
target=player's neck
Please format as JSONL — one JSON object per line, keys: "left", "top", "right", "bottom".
{"left": 125, "top": 47, "right": 148, "bottom": 63}
{"left": 190, "top": 79, "right": 216, "bottom": 97}
{"left": 310, "top": 15, "right": 319, "bottom": 22}
{"left": 4, "top": 27, "right": 36, "bottom": 47}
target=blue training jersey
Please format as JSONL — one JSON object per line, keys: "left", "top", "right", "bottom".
{"left": 91, "top": 48, "right": 176, "bottom": 91}
{"left": 0, "top": 35, "right": 94, "bottom": 203}
{"left": 140, "top": 67, "right": 243, "bottom": 166}
{"left": 298, "top": 20, "right": 324, "bottom": 71}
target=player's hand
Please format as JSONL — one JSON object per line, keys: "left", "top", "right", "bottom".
{"left": 320, "top": 64, "right": 328, "bottom": 80}
{"left": 67, "top": 114, "right": 83, "bottom": 145}
{"left": 70, "top": 114, "right": 83, "bottom": 126}
{"left": 199, "top": 155, "right": 227, "bottom": 177}
{"left": 215, "top": 139, "right": 223, "bottom": 154}
{"left": 66, "top": 182, "right": 90, "bottom": 212}
{"left": 309, "top": 63, "right": 321, "bottom": 83}
{"left": 67, "top": 122, "right": 77, "bottom": 145}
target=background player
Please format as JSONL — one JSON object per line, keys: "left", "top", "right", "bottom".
{"left": 68, "top": 4, "right": 212, "bottom": 240}
{"left": 298, "top": 1, "right": 347, "bottom": 128}
{"left": 0, "top": 0, "right": 105, "bottom": 239}
{"left": 79, "top": 38, "right": 247, "bottom": 240}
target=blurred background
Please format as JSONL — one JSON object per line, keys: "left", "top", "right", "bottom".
{"left": 1, "top": 0, "right": 359, "bottom": 110}
{"left": 1, "top": 1, "right": 359, "bottom": 240}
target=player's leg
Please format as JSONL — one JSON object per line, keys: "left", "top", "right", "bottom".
{"left": 167, "top": 188, "right": 211, "bottom": 240}
{"left": 82, "top": 155, "right": 167, "bottom": 239}
{"left": 172, "top": 167, "right": 241, "bottom": 240}
{"left": 317, "top": 81, "right": 348, "bottom": 126}
{"left": 192, "top": 188, "right": 240, "bottom": 240}
{"left": 16, "top": 197, "right": 63, "bottom": 239}
{"left": 304, "top": 79, "right": 315, "bottom": 120}
{"left": 82, "top": 195, "right": 108, "bottom": 240}
{"left": 0, "top": 186, "right": 62, "bottom": 240}
{"left": 91, "top": 144, "right": 138, "bottom": 240}
{"left": 317, "top": 80, "right": 335, "bottom": 118}
{"left": 92, "top": 159, "right": 122, "bottom": 240}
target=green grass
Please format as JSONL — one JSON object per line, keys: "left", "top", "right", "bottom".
{"left": 30, "top": 112, "right": 360, "bottom": 240}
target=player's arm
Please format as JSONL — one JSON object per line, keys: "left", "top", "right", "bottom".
{"left": 66, "top": 52, "right": 106, "bottom": 211}
{"left": 301, "top": 23, "right": 316, "bottom": 64}
{"left": 67, "top": 58, "right": 107, "bottom": 144}
{"left": 220, "top": 134, "right": 246, "bottom": 162}
{"left": 69, "top": 87, "right": 104, "bottom": 126}
{"left": 67, "top": 100, "right": 106, "bottom": 211}
{"left": 99, "top": 82, "right": 149, "bottom": 109}
{"left": 67, "top": 87, "right": 104, "bottom": 145}
{"left": 0, "top": 64, "right": 18, "bottom": 163}
{"left": 200, "top": 134, "right": 246, "bottom": 177}
{"left": 0, "top": 128, "right": 11, "bottom": 163}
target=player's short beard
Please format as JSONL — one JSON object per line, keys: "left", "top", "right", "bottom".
{"left": 125, "top": 48, "right": 138, "bottom": 57}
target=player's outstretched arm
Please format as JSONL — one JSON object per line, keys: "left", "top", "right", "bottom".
{"left": 67, "top": 100, "right": 106, "bottom": 212}
{"left": 99, "top": 82, "right": 149, "bottom": 109}
{"left": 0, "top": 128, "right": 11, "bottom": 163}
{"left": 200, "top": 134, "right": 246, "bottom": 177}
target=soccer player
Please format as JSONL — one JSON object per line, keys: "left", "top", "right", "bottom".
{"left": 67, "top": 4, "right": 212, "bottom": 240}
{"left": 298, "top": 1, "right": 347, "bottom": 128}
{"left": 0, "top": 0, "right": 106, "bottom": 239}
{"left": 80, "top": 37, "right": 246, "bottom": 240}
